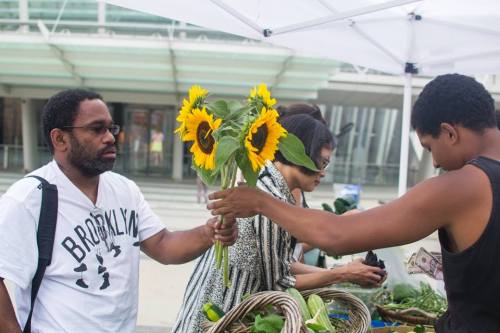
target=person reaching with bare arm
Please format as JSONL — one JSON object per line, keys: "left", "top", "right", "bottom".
{"left": 209, "top": 74, "right": 500, "bottom": 333}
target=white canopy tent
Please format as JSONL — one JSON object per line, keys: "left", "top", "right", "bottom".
{"left": 106, "top": 0, "right": 500, "bottom": 195}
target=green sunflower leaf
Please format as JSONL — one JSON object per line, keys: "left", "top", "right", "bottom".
{"left": 278, "top": 133, "right": 319, "bottom": 172}
{"left": 226, "top": 105, "right": 252, "bottom": 122}
{"left": 214, "top": 137, "right": 240, "bottom": 173}
{"left": 208, "top": 100, "right": 230, "bottom": 119}
{"left": 192, "top": 163, "right": 218, "bottom": 186}
{"left": 212, "top": 126, "right": 239, "bottom": 141}
{"left": 227, "top": 100, "right": 243, "bottom": 112}
{"left": 237, "top": 152, "right": 258, "bottom": 187}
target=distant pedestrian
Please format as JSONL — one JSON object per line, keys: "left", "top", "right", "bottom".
{"left": 196, "top": 175, "right": 208, "bottom": 203}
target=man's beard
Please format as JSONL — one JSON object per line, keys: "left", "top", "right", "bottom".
{"left": 68, "top": 135, "right": 115, "bottom": 177}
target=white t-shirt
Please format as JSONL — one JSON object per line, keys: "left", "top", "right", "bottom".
{"left": 0, "top": 161, "right": 165, "bottom": 333}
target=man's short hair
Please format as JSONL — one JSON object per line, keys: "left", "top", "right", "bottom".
{"left": 411, "top": 74, "right": 496, "bottom": 137}
{"left": 42, "top": 89, "right": 103, "bottom": 153}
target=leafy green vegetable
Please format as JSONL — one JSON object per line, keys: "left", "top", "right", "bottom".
{"left": 377, "top": 282, "right": 447, "bottom": 316}
{"left": 414, "top": 325, "right": 426, "bottom": 333}
{"left": 321, "top": 203, "right": 334, "bottom": 213}
{"left": 250, "top": 314, "right": 284, "bottom": 333}
{"left": 333, "top": 196, "right": 357, "bottom": 215}
{"left": 392, "top": 283, "right": 419, "bottom": 302}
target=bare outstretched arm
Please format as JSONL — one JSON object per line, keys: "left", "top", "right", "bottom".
{"left": 208, "top": 165, "right": 488, "bottom": 255}
{"left": 141, "top": 216, "right": 238, "bottom": 264}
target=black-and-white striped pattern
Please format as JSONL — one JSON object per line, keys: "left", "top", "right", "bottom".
{"left": 172, "top": 162, "right": 297, "bottom": 333}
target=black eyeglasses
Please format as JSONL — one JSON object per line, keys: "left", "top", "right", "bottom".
{"left": 63, "top": 124, "right": 120, "bottom": 136}
{"left": 317, "top": 158, "right": 331, "bottom": 171}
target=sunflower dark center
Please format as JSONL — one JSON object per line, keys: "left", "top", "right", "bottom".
{"left": 196, "top": 121, "right": 214, "bottom": 154}
{"left": 251, "top": 124, "right": 268, "bottom": 153}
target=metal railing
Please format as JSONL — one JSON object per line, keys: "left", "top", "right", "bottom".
{"left": 1, "top": 144, "right": 413, "bottom": 186}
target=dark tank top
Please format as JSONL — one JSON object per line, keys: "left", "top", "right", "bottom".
{"left": 436, "top": 156, "right": 500, "bottom": 333}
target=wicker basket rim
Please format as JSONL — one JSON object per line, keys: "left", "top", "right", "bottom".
{"left": 203, "top": 287, "right": 371, "bottom": 333}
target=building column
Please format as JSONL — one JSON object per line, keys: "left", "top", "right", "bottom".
{"left": 172, "top": 134, "right": 183, "bottom": 180}
{"left": 97, "top": 1, "right": 106, "bottom": 34}
{"left": 18, "top": 0, "right": 29, "bottom": 33}
{"left": 21, "top": 99, "right": 39, "bottom": 172}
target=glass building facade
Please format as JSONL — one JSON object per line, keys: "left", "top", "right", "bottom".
{"left": 0, "top": 0, "right": 446, "bottom": 187}
{"left": 0, "top": 96, "right": 420, "bottom": 186}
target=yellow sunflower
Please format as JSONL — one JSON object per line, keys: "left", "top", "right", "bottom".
{"left": 183, "top": 107, "right": 222, "bottom": 170}
{"left": 175, "top": 85, "right": 209, "bottom": 139}
{"left": 245, "top": 107, "right": 287, "bottom": 172}
{"left": 248, "top": 83, "right": 277, "bottom": 109}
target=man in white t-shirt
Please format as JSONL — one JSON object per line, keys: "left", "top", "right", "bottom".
{"left": 0, "top": 89, "right": 238, "bottom": 333}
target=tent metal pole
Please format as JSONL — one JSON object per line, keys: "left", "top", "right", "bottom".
{"left": 271, "top": 0, "right": 421, "bottom": 36}
{"left": 317, "top": 0, "right": 403, "bottom": 68}
{"left": 398, "top": 73, "right": 412, "bottom": 197}
{"left": 209, "top": 0, "right": 263, "bottom": 35}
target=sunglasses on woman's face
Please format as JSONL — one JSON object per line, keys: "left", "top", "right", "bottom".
{"left": 317, "top": 157, "right": 330, "bottom": 171}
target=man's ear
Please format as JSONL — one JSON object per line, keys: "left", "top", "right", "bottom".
{"left": 440, "top": 123, "right": 459, "bottom": 144}
{"left": 50, "top": 128, "right": 69, "bottom": 152}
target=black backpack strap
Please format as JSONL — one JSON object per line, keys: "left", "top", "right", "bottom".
{"left": 22, "top": 175, "right": 58, "bottom": 333}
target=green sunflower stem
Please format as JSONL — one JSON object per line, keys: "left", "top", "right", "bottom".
{"left": 217, "top": 161, "right": 237, "bottom": 288}
{"left": 215, "top": 240, "right": 222, "bottom": 269}
{"left": 223, "top": 246, "right": 230, "bottom": 288}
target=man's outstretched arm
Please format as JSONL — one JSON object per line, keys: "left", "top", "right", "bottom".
{"left": 0, "top": 278, "right": 21, "bottom": 333}
{"left": 141, "top": 216, "right": 238, "bottom": 265}
{"left": 208, "top": 165, "right": 486, "bottom": 255}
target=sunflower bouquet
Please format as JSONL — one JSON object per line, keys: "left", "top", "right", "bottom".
{"left": 176, "top": 84, "right": 318, "bottom": 287}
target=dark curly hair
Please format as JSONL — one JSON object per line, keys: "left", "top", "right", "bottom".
{"left": 411, "top": 74, "right": 496, "bottom": 137}
{"left": 42, "top": 89, "right": 103, "bottom": 154}
{"left": 274, "top": 114, "right": 334, "bottom": 175}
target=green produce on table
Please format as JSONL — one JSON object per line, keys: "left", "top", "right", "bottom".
{"left": 321, "top": 196, "right": 357, "bottom": 216}
{"left": 333, "top": 196, "right": 357, "bottom": 215}
{"left": 307, "top": 294, "right": 336, "bottom": 333}
{"left": 392, "top": 283, "right": 419, "bottom": 302}
{"left": 321, "top": 203, "right": 334, "bottom": 212}
{"left": 386, "top": 325, "right": 430, "bottom": 333}
{"left": 286, "top": 288, "right": 312, "bottom": 321}
{"left": 376, "top": 282, "right": 447, "bottom": 317}
{"left": 202, "top": 301, "right": 225, "bottom": 322}
{"left": 250, "top": 313, "right": 284, "bottom": 333}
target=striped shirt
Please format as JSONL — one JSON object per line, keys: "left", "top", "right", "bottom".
{"left": 172, "top": 162, "right": 297, "bottom": 333}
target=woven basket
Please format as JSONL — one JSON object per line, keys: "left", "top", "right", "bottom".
{"left": 376, "top": 305, "right": 438, "bottom": 326}
{"left": 201, "top": 291, "right": 306, "bottom": 333}
{"left": 202, "top": 288, "right": 371, "bottom": 333}
{"left": 302, "top": 288, "right": 371, "bottom": 333}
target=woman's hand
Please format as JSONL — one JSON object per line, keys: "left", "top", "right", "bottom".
{"left": 341, "top": 258, "right": 387, "bottom": 288}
